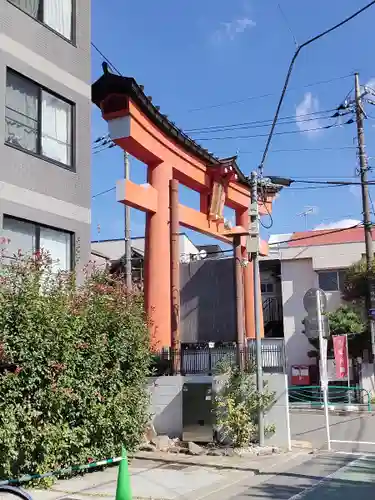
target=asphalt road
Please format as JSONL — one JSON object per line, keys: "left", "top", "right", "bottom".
{"left": 205, "top": 453, "right": 375, "bottom": 500}
{"left": 290, "top": 410, "right": 375, "bottom": 454}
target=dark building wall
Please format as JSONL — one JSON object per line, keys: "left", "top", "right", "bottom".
{"left": 180, "top": 258, "right": 236, "bottom": 343}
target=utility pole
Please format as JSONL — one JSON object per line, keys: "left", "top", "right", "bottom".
{"left": 248, "top": 171, "right": 264, "bottom": 446}
{"left": 355, "top": 73, "right": 375, "bottom": 358}
{"left": 124, "top": 151, "right": 132, "bottom": 289}
{"left": 170, "top": 179, "right": 181, "bottom": 374}
{"left": 234, "top": 235, "right": 245, "bottom": 371}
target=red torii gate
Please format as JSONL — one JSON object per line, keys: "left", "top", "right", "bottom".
{"left": 92, "top": 69, "right": 278, "bottom": 348}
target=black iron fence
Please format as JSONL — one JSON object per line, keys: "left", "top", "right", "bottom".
{"left": 151, "top": 339, "right": 286, "bottom": 376}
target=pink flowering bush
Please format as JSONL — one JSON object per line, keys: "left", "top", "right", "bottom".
{"left": 0, "top": 253, "right": 151, "bottom": 481}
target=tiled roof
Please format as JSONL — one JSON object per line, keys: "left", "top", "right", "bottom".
{"left": 287, "top": 226, "right": 372, "bottom": 247}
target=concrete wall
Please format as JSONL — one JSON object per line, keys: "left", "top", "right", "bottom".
{"left": 275, "top": 240, "right": 368, "bottom": 269}
{"left": 0, "top": 0, "right": 91, "bottom": 269}
{"left": 180, "top": 258, "right": 236, "bottom": 343}
{"left": 264, "top": 373, "right": 291, "bottom": 449}
{"left": 360, "top": 362, "right": 375, "bottom": 396}
{"left": 148, "top": 374, "right": 291, "bottom": 449}
{"left": 281, "top": 259, "right": 316, "bottom": 374}
{"left": 148, "top": 375, "right": 212, "bottom": 439}
{"left": 280, "top": 254, "right": 357, "bottom": 379}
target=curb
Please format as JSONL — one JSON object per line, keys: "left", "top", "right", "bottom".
{"left": 131, "top": 450, "right": 311, "bottom": 473}
{"left": 132, "top": 451, "right": 261, "bottom": 472}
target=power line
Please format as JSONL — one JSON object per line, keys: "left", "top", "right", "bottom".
{"left": 369, "top": 189, "right": 375, "bottom": 215}
{"left": 187, "top": 113, "right": 338, "bottom": 135}
{"left": 217, "top": 146, "right": 358, "bottom": 155}
{"left": 288, "top": 174, "right": 360, "bottom": 179}
{"left": 185, "top": 108, "right": 337, "bottom": 133}
{"left": 291, "top": 179, "right": 375, "bottom": 185}
{"left": 177, "top": 223, "right": 364, "bottom": 259}
{"left": 90, "top": 177, "right": 372, "bottom": 200}
{"left": 193, "top": 122, "right": 342, "bottom": 141}
{"left": 187, "top": 74, "right": 353, "bottom": 113}
{"left": 259, "top": 1, "right": 375, "bottom": 174}
{"left": 92, "top": 187, "right": 116, "bottom": 199}
{"left": 92, "top": 139, "right": 356, "bottom": 157}
{"left": 92, "top": 110, "right": 338, "bottom": 147}
{"left": 268, "top": 223, "right": 363, "bottom": 246}
{"left": 91, "top": 42, "right": 122, "bottom": 76}
{"left": 288, "top": 184, "right": 356, "bottom": 191}
{"left": 268, "top": 176, "right": 375, "bottom": 191}
{"left": 93, "top": 144, "right": 116, "bottom": 155}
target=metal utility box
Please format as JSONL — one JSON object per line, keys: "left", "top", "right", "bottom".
{"left": 182, "top": 382, "right": 214, "bottom": 443}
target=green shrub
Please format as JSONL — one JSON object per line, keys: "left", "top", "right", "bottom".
{"left": 214, "top": 360, "right": 275, "bottom": 448}
{"left": 326, "top": 305, "right": 365, "bottom": 336}
{"left": 0, "top": 252, "right": 151, "bottom": 481}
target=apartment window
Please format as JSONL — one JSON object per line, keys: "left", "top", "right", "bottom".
{"left": 261, "top": 283, "right": 274, "bottom": 294}
{"left": 5, "top": 70, "right": 73, "bottom": 168}
{"left": 317, "top": 270, "right": 347, "bottom": 292}
{"left": 2, "top": 216, "right": 73, "bottom": 272}
{"left": 9, "top": 0, "right": 73, "bottom": 40}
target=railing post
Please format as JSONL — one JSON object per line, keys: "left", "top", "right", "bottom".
{"left": 366, "top": 389, "right": 371, "bottom": 411}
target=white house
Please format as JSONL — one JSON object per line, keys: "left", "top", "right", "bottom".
{"left": 261, "top": 226, "right": 374, "bottom": 376}
{"left": 91, "top": 233, "right": 200, "bottom": 264}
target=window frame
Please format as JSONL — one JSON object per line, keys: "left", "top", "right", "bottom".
{"left": 2, "top": 215, "right": 75, "bottom": 271}
{"left": 261, "top": 282, "right": 274, "bottom": 294}
{"left": 7, "top": 0, "right": 76, "bottom": 45}
{"left": 317, "top": 269, "right": 347, "bottom": 292}
{"left": 5, "top": 68, "right": 76, "bottom": 172}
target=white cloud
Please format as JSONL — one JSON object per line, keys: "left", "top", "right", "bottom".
{"left": 212, "top": 17, "right": 256, "bottom": 43}
{"left": 313, "top": 219, "right": 360, "bottom": 230}
{"left": 295, "top": 92, "right": 322, "bottom": 137}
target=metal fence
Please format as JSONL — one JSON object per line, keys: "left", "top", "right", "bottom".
{"left": 289, "top": 384, "right": 372, "bottom": 411}
{"left": 152, "top": 338, "right": 286, "bottom": 376}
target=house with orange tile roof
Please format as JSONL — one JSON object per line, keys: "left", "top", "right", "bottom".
{"left": 260, "top": 225, "right": 373, "bottom": 379}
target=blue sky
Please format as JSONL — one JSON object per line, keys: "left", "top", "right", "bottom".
{"left": 91, "top": 0, "right": 375, "bottom": 247}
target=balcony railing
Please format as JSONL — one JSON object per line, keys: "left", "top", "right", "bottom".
{"left": 263, "top": 296, "right": 283, "bottom": 325}
{"left": 151, "top": 339, "right": 286, "bottom": 376}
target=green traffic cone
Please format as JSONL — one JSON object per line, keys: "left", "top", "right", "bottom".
{"left": 115, "top": 446, "right": 132, "bottom": 500}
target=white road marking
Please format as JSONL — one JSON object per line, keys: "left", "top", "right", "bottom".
{"left": 287, "top": 455, "right": 367, "bottom": 500}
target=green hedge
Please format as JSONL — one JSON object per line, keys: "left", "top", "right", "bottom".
{"left": 0, "top": 253, "right": 151, "bottom": 481}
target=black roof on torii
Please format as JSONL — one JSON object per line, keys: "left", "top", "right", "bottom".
{"left": 92, "top": 64, "right": 255, "bottom": 187}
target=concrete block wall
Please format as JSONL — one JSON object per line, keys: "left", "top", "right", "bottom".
{"left": 264, "top": 373, "right": 291, "bottom": 449}
{"left": 147, "top": 374, "right": 291, "bottom": 449}
{"left": 148, "top": 375, "right": 184, "bottom": 438}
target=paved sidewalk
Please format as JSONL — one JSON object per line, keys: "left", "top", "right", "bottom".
{"left": 28, "top": 452, "right": 310, "bottom": 500}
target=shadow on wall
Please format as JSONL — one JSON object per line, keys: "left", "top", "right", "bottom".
{"left": 285, "top": 332, "right": 315, "bottom": 378}
{"left": 180, "top": 259, "right": 236, "bottom": 343}
{"left": 148, "top": 376, "right": 183, "bottom": 438}
{"left": 281, "top": 259, "right": 317, "bottom": 377}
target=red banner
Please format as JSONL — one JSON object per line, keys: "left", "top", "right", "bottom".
{"left": 333, "top": 335, "right": 349, "bottom": 379}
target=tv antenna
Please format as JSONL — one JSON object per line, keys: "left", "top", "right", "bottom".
{"left": 297, "top": 206, "right": 317, "bottom": 230}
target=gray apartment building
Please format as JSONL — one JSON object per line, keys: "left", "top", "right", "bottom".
{"left": 0, "top": 0, "right": 91, "bottom": 271}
